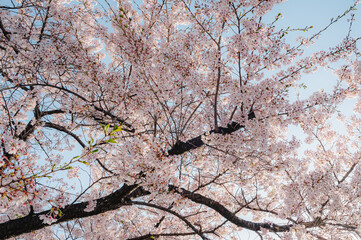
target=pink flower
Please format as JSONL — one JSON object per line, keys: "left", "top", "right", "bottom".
{"left": 39, "top": 214, "right": 57, "bottom": 225}
{"left": 84, "top": 200, "right": 97, "bottom": 212}
{"left": 67, "top": 167, "right": 80, "bottom": 179}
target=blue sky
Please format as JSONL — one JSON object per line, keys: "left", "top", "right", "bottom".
{"left": 267, "top": 0, "right": 360, "bottom": 99}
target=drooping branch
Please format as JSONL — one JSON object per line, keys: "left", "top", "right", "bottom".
{"left": 168, "top": 110, "right": 255, "bottom": 155}
{"left": 0, "top": 184, "right": 150, "bottom": 239}
{"left": 168, "top": 185, "right": 292, "bottom": 232}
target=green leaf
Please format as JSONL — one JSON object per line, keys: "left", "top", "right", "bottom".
{"left": 91, "top": 149, "right": 99, "bottom": 153}
{"left": 81, "top": 160, "right": 89, "bottom": 165}
{"left": 111, "top": 125, "right": 122, "bottom": 133}
{"left": 106, "top": 139, "right": 117, "bottom": 144}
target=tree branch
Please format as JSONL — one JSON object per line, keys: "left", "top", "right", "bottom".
{"left": 131, "top": 201, "right": 209, "bottom": 240}
{"left": 168, "top": 185, "right": 292, "bottom": 232}
{"left": 13, "top": 83, "right": 135, "bottom": 132}
{"left": 42, "top": 122, "right": 86, "bottom": 148}
{"left": 0, "top": 184, "right": 150, "bottom": 239}
{"left": 168, "top": 110, "right": 255, "bottom": 155}
{"left": 0, "top": 17, "right": 18, "bottom": 54}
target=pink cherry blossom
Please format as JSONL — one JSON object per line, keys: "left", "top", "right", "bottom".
{"left": 0, "top": 0, "right": 360, "bottom": 239}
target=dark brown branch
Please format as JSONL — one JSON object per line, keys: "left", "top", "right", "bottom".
{"left": 0, "top": 184, "right": 150, "bottom": 239}
{"left": 95, "top": 158, "right": 114, "bottom": 174}
{"left": 168, "top": 185, "right": 292, "bottom": 232}
{"left": 0, "top": 18, "right": 11, "bottom": 40}
{"left": 18, "top": 105, "right": 43, "bottom": 141}
{"left": 40, "top": 109, "right": 66, "bottom": 117}
{"left": 17, "top": 120, "right": 38, "bottom": 141}
{"left": 168, "top": 110, "right": 255, "bottom": 155}
{"left": 37, "top": 1, "right": 51, "bottom": 44}
{"left": 42, "top": 122, "right": 86, "bottom": 148}
{"left": 0, "top": 17, "right": 18, "bottom": 54}
{"left": 0, "top": 4, "right": 36, "bottom": 9}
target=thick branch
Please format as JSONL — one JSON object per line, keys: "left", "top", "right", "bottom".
{"left": 168, "top": 110, "right": 255, "bottom": 155}
{"left": 17, "top": 106, "right": 43, "bottom": 141}
{"left": 169, "top": 185, "right": 291, "bottom": 232}
{"left": 0, "top": 184, "right": 150, "bottom": 239}
{"left": 18, "top": 107, "right": 65, "bottom": 141}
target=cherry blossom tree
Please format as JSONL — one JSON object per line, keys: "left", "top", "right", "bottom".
{"left": 0, "top": 0, "right": 361, "bottom": 239}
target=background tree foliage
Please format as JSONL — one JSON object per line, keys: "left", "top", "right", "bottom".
{"left": 0, "top": 0, "right": 361, "bottom": 239}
